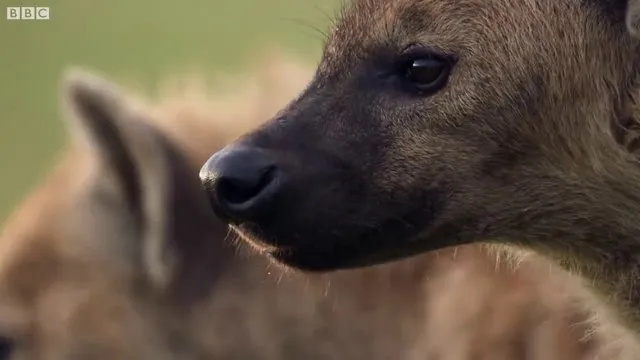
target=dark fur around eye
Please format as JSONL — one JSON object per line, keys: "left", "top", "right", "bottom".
{"left": 396, "top": 46, "right": 454, "bottom": 95}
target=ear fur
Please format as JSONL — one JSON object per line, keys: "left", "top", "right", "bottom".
{"left": 61, "top": 68, "right": 230, "bottom": 303}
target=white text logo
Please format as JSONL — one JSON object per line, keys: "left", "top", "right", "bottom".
{"left": 6, "top": 7, "right": 49, "bottom": 20}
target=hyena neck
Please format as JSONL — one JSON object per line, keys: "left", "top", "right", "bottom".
{"left": 518, "top": 157, "right": 640, "bottom": 336}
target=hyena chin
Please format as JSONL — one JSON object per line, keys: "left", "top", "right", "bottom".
{"left": 200, "top": 0, "right": 640, "bottom": 338}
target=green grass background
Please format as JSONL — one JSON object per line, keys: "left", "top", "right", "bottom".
{"left": 0, "top": 0, "right": 340, "bottom": 223}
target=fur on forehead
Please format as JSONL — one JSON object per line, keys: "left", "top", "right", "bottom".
{"left": 329, "top": 0, "right": 631, "bottom": 49}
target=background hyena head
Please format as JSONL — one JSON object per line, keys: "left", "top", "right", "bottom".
{"left": 200, "top": 0, "right": 640, "bottom": 271}
{"left": 0, "top": 69, "right": 231, "bottom": 360}
{"left": 0, "top": 56, "right": 309, "bottom": 359}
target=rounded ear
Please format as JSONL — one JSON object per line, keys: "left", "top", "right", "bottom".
{"left": 61, "top": 68, "right": 231, "bottom": 303}
{"left": 627, "top": 0, "right": 640, "bottom": 37}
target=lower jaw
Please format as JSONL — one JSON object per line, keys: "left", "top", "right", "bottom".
{"left": 243, "top": 221, "right": 440, "bottom": 272}
{"left": 230, "top": 224, "right": 282, "bottom": 253}
{"left": 267, "top": 249, "right": 355, "bottom": 272}
{"left": 267, "top": 242, "right": 404, "bottom": 273}
{"left": 267, "top": 234, "right": 455, "bottom": 273}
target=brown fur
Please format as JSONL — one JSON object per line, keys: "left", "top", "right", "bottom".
{"left": 199, "top": 0, "right": 640, "bottom": 355}
{"left": 0, "top": 50, "right": 621, "bottom": 359}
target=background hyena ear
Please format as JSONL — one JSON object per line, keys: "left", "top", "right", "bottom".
{"left": 627, "top": 0, "right": 640, "bottom": 37}
{"left": 61, "top": 68, "right": 229, "bottom": 303}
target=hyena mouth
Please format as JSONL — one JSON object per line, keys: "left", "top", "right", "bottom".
{"left": 266, "top": 228, "right": 439, "bottom": 272}
{"left": 270, "top": 213, "right": 447, "bottom": 271}
{"left": 227, "top": 220, "right": 402, "bottom": 271}
{"left": 226, "top": 188, "right": 448, "bottom": 271}
{"left": 267, "top": 235, "right": 382, "bottom": 272}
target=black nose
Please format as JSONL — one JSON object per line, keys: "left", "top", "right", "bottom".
{"left": 199, "top": 145, "right": 280, "bottom": 222}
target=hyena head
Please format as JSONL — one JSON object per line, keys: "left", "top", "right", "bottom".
{"left": 0, "top": 70, "right": 231, "bottom": 359}
{"left": 200, "top": 0, "right": 640, "bottom": 271}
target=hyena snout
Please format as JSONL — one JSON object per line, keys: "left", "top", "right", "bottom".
{"left": 200, "top": 144, "right": 283, "bottom": 224}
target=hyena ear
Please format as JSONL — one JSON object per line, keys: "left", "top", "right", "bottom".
{"left": 61, "top": 68, "right": 229, "bottom": 303}
{"left": 627, "top": 0, "right": 640, "bottom": 37}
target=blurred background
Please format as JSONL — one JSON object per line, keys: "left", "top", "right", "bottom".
{"left": 0, "top": 0, "right": 339, "bottom": 222}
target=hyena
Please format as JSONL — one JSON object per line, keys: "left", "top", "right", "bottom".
{"left": 200, "top": 0, "right": 640, "bottom": 352}
{"left": 0, "top": 51, "right": 613, "bottom": 358}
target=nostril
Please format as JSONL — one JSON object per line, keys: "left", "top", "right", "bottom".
{"left": 200, "top": 146, "right": 283, "bottom": 221}
{"left": 216, "top": 165, "right": 277, "bottom": 207}
{"left": 218, "top": 178, "right": 256, "bottom": 205}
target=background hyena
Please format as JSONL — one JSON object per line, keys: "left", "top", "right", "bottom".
{"left": 0, "top": 50, "right": 621, "bottom": 359}
{"left": 198, "top": 0, "right": 640, "bottom": 356}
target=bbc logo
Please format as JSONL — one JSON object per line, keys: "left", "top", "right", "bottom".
{"left": 6, "top": 6, "right": 49, "bottom": 20}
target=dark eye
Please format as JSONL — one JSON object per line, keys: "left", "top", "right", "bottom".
{"left": 0, "top": 336, "right": 13, "bottom": 359}
{"left": 399, "top": 52, "right": 452, "bottom": 94}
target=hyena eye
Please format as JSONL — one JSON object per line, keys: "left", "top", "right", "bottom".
{"left": 0, "top": 336, "right": 13, "bottom": 359}
{"left": 398, "top": 49, "right": 452, "bottom": 94}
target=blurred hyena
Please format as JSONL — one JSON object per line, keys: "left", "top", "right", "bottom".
{"left": 0, "top": 50, "right": 619, "bottom": 359}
